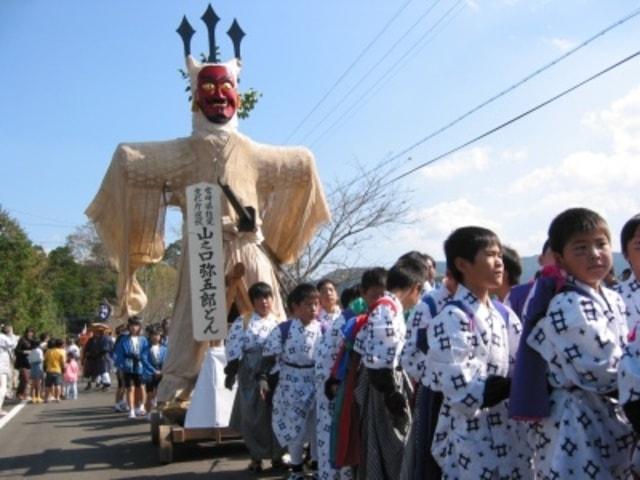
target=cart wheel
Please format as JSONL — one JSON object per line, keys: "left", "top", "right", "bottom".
{"left": 158, "top": 425, "right": 173, "bottom": 464}
{"left": 150, "top": 411, "right": 161, "bottom": 445}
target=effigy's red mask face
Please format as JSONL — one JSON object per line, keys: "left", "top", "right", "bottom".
{"left": 196, "top": 65, "right": 239, "bottom": 124}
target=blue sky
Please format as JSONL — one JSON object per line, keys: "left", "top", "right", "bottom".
{"left": 2, "top": 0, "right": 640, "bottom": 267}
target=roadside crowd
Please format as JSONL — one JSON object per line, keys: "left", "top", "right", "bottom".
{"left": 0, "top": 319, "right": 169, "bottom": 420}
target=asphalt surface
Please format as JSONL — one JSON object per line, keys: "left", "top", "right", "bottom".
{"left": 0, "top": 389, "right": 285, "bottom": 479}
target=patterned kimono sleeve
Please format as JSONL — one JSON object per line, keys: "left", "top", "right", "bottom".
{"left": 314, "top": 315, "right": 343, "bottom": 383}
{"left": 425, "top": 307, "right": 487, "bottom": 417}
{"left": 263, "top": 325, "right": 284, "bottom": 358}
{"left": 401, "top": 302, "right": 429, "bottom": 382}
{"left": 224, "top": 317, "right": 245, "bottom": 362}
{"left": 361, "top": 304, "right": 402, "bottom": 370}
{"left": 619, "top": 336, "right": 640, "bottom": 404}
{"left": 527, "top": 293, "right": 621, "bottom": 393}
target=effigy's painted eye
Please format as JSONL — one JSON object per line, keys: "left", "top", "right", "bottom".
{"left": 201, "top": 82, "right": 215, "bottom": 91}
{"left": 222, "top": 82, "right": 233, "bottom": 91}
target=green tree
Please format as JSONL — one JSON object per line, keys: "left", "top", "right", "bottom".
{"left": 0, "top": 207, "right": 61, "bottom": 335}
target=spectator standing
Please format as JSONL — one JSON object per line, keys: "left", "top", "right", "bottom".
{"left": 114, "top": 317, "right": 148, "bottom": 419}
{"left": 28, "top": 334, "right": 46, "bottom": 403}
{"left": 142, "top": 328, "right": 167, "bottom": 414}
{"left": 0, "top": 324, "right": 18, "bottom": 415}
{"left": 44, "top": 339, "right": 66, "bottom": 402}
{"left": 63, "top": 352, "right": 80, "bottom": 400}
{"left": 83, "top": 325, "right": 113, "bottom": 390}
{"left": 14, "top": 328, "right": 35, "bottom": 400}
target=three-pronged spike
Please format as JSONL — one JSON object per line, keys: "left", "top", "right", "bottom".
{"left": 177, "top": 4, "right": 245, "bottom": 61}
{"left": 176, "top": 16, "right": 196, "bottom": 57}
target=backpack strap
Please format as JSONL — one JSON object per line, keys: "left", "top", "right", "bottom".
{"left": 446, "top": 299, "right": 476, "bottom": 330}
{"left": 491, "top": 299, "right": 510, "bottom": 327}
{"left": 415, "top": 295, "right": 438, "bottom": 354}
{"left": 423, "top": 295, "right": 438, "bottom": 318}
{"left": 278, "top": 320, "right": 293, "bottom": 348}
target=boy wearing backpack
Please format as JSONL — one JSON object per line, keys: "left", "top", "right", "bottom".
{"left": 224, "top": 282, "right": 284, "bottom": 473}
{"left": 424, "top": 226, "right": 530, "bottom": 479}
{"left": 350, "top": 257, "right": 426, "bottom": 480}
{"left": 259, "top": 283, "right": 323, "bottom": 480}
{"left": 526, "top": 208, "right": 632, "bottom": 478}
{"left": 315, "top": 268, "right": 387, "bottom": 480}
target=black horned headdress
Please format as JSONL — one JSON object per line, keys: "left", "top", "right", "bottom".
{"left": 177, "top": 4, "right": 245, "bottom": 85}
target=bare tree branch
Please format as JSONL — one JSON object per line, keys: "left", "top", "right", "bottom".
{"left": 282, "top": 159, "right": 411, "bottom": 288}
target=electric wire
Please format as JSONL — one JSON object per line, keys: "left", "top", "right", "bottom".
{"left": 310, "top": 0, "right": 465, "bottom": 149}
{"left": 298, "top": 0, "right": 445, "bottom": 144}
{"left": 384, "top": 4, "right": 640, "bottom": 165}
{"left": 283, "top": 0, "right": 415, "bottom": 143}
{"left": 385, "top": 48, "right": 640, "bottom": 186}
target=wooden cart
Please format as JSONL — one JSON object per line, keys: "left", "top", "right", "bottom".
{"left": 151, "top": 411, "right": 239, "bottom": 463}
{"left": 150, "top": 263, "right": 249, "bottom": 464}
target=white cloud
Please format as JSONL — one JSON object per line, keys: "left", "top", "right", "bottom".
{"left": 383, "top": 198, "right": 503, "bottom": 259}
{"left": 545, "top": 37, "right": 577, "bottom": 52}
{"left": 465, "top": 0, "right": 480, "bottom": 11}
{"left": 421, "top": 147, "right": 491, "bottom": 180}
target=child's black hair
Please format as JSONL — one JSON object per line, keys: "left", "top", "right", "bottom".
{"left": 360, "top": 267, "right": 387, "bottom": 292}
{"left": 316, "top": 278, "right": 337, "bottom": 291}
{"left": 396, "top": 251, "right": 433, "bottom": 270}
{"left": 444, "top": 226, "right": 501, "bottom": 283}
{"left": 548, "top": 208, "right": 610, "bottom": 254}
{"left": 248, "top": 281, "right": 273, "bottom": 302}
{"left": 54, "top": 338, "right": 64, "bottom": 348}
{"left": 502, "top": 245, "right": 522, "bottom": 287}
{"left": 340, "top": 284, "right": 360, "bottom": 309}
{"left": 387, "top": 259, "right": 427, "bottom": 291}
{"left": 287, "top": 283, "right": 320, "bottom": 307}
{"left": 620, "top": 214, "right": 640, "bottom": 257}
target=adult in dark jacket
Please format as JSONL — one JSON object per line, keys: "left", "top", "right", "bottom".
{"left": 82, "top": 326, "right": 113, "bottom": 390}
{"left": 14, "top": 328, "right": 35, "bottom": 400}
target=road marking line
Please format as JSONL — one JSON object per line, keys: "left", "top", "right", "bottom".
{"left": 0, "top": 400, "right": 27, "bottom": 429}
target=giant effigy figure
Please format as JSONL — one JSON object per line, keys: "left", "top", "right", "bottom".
{"left": 86, "top": 6, "right": 330, "bottom": 403}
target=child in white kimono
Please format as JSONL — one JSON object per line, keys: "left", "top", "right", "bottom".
{"left": 224, "top": 282, "right": 284, "bottom": 472}
{"left": 260, "top": 283, "right": 323, "bottom": 480}
{"left": 424, "top": 226, "right": 531, "bottom": 479}
{"left": 315, "top": 269, "right": 387, "bottom": 480}
{"left": 614, "top": 214, "right": 640, "bottom": 331}
{"left": 352, "top": 257, "right": 426, "bottom": 480}
{"left": 527, "top": 208, "right": 632, "bottom": 479}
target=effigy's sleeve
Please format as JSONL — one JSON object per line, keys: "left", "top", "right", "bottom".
{"left": 255, "top": 144, "right": 331, "bottom": 264}
{"left": 85, "top": 144, "right": 167, "bottom": 319}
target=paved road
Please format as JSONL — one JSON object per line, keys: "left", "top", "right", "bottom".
{"left": 0, "top": 390, "right": 284, "bottom": 479}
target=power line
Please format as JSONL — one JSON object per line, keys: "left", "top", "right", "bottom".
{"left": 2, "top": 207, "right": 77, "bottom": 227}
{"left": 310, "top": 0, "right": 465, "bottom": 149}
{"left": 384, "top": 4, "right": 640, "bottom": 165}
{"left": 385, "top": 48, "right": 640, "bottom": 186}
{"left": 283, "top": 0, "right": 415, "bottom": 143}
{"left": 298, "top": 0, "right": 445, "bottom": 144}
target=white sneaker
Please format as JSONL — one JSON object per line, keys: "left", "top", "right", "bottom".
{"left": 134, "top": 407, "right": 146, "bottom": 417}
{"left": 114, "top": 402, "right": 128, "bottom": 412}
{"left": 128, "top": 410, "right": 136, "bottom": 419}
